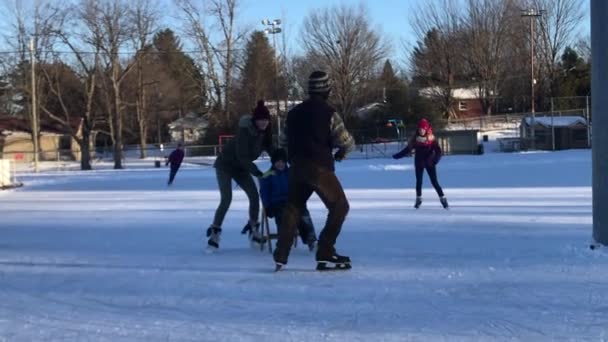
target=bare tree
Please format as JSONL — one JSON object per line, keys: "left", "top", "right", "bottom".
{"left": 86, "top": 0, "right": 138, "bottom": 169}
{"left": 1, "top": 0, "right": 63, "bottom": 161}
{"left": 131, "top": 0, "right": 159, "bottom": 159}
{"left": 175, "top": 0, "right": 247, "bottom": 126}
{"left": 532, "top": 0, "right": 585, "bottom": 98}
{"left": 34, "top": 1, "right": 107, "bottom": 170}
{"left": 575, "top": 35, "right": 591, "bottom": 63}
{"left": 410, "top": 0, "right": 464, "bottom": 119}
{"left": 208, "top": 0, "right": 245, "bottom": 121}
{"left": 175, "top": 0, "right": 222, "bottom": 111}
{"left": 301, "top": 4, "right": 388, "bottom": 122}
{"left": 462, "top": 0, "right": 522, "bottom": 115}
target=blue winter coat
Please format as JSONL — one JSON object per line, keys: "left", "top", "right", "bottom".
{"left": 259, "top": 166, "right": 289, "bottom": 208}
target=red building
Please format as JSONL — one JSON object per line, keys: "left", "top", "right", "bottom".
{"left": 420, "top": 87, "right": 487, "bottom": 118}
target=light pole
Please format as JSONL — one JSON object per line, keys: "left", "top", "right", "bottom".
{"left": 262, "top": 19, "right": 282, "bottom": 141}
{"left": 521, "top": 8, "right": 543, "bottom": 150}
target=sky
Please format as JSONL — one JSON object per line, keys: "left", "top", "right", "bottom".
{"left": 231, "top": 0, "right": 589, "bottom": 48}
{"left": 235, "top": 0, "right": 417, "bottom": 57}
{"left": 0, "top": 0, "right": 591, "bottom": 70}
{"left": 155, "top": 0, "right": 422, "bottom": 65}
{"left": 166, "top": 0, "right": 591, "bottom": 66}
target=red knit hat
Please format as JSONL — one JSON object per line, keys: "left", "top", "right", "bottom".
{"left": 417, "top": 118, "right": 431, "bottom": 130}
{"left": 252, "top": 100, "right": 271, "bottom": 121}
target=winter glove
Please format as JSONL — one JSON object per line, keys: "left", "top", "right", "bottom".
{"left": 334, "top": 149, "right": 346, "bottom": 162}
{"left": 262, "top": 170, "right": 275, "bottom": 178}
{"left": 252, "top": 169, "right": 264, "bottom": 178}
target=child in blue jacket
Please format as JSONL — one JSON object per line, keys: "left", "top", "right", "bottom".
{"left": 260, "top": 149, "right": 317, "bottom": 251}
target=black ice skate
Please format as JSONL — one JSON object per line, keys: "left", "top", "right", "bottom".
{"left": 414, "top": 197, "right": 422, "bottom": 209}
{"left": 273, "top": 252, "right": 287, "bottom": 272}
{"left": 440, "top": 196, "right": 449, "bottom": 209}
{"left": 206, "top": 226, "right": 222, "bottom": 250}
{"left": 245, "top": 222, "right": 266, "bottom": 245}
{"left": 316, "top": 253, "right": 351, "bottom": 271}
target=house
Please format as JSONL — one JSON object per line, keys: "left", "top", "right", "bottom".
{"left": 264, "top": 100, "right": 302, "bottom": 116}
{"left": 420, "top": 87, "right": 488, "bottom": 118}
{"left": 520, "top": 116, "right": 589, "bottom": 150}
{"left": 168, "top": 112, "right": 209, "bottom": 144}
{"left": 0, "top": 116, "right": 92, "bottom": 163}
{"left": 354, "top": 102, "right": 388, "bottom": 120}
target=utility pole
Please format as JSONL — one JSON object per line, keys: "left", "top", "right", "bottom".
{"left": 591, "top": 0, "right": 608, "bottom": 249}
{"left": 521, "top": 9, "right": 543, "bottom": 150}
{"left": 29, "top": 37, "right": 39, "bottom": 173}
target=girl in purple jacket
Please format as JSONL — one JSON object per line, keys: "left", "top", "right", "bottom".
{"left": 393, "top": 119, "right": 448, "bottom": 209}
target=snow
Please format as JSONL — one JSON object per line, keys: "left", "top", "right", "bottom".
{"left": 419, "top": 87, "right": 485, "bottom": 100}
{"left": 1, "top": 150, "right": 606, "bottom": 341}
{"left": 523, "top": 116, "right": 587, "bottom": 127}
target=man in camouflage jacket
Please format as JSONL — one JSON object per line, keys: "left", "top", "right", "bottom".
{"left": 273, "top": 70, "right": 355, "bottom": 267}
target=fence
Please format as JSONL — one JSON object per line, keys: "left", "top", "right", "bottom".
{"left": 441, "top": 109, "right": 589, "bottom": 132}
{"left": 4, "top": 108, "right": 591, "bottom": 169}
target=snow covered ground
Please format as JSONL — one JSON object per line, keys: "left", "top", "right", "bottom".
{"left": 1, "top": 149, "right": 606, "bottom": 341}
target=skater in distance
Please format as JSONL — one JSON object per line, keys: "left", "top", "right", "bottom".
{"left": 393, "top": 118, "right": 448, "bottom": 209}
{"left": 166, "top": 143, "right": 185, "bottom": 186}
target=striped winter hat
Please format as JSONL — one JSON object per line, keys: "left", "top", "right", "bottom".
{"left": 308, "top": 71, "right": 331, "bottom": 94}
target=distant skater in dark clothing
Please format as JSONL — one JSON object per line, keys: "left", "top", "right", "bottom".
{"left": 166, "top": 143, "right": 185, "bottom": 186}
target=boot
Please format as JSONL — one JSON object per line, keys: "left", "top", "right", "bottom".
{"left": 206, "top": 226, "right": 222, "bottom": 249}
{"left": 414, "top": 197, "right": 422, "bottom": 209}
{"left": 440, "top": 196, "right": 449, "bottom": 209}
{"left": 245, "top": 222, "right": 266, "bottom": 244}
{"left": 316, "top": 251, "right": 351, "bottom": 271}
{"left": 273, "top": 251, "right": 287, "bottom": 271}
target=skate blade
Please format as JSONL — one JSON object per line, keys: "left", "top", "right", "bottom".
{"left": 316, "top": 262, "right": 352, "bottom": 271}
{"left": 274, "top": 263, "right": 284, "bottom": 272}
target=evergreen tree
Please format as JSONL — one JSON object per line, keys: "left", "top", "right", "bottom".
{"left": 235, "top": 31, "right": 282, "bottom": 115}
{"left": 152, "top": 29, "right": 206, "bottom": 115}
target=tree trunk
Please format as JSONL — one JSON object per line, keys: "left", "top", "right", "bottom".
{"left": 80, "top": 127, "right": 92, "bottom": 171}
{"left": 139, "top": 129, "right": 147, "bottom": 159}
{"left": 113, "top": 78, "right": 124, "bottom": 169}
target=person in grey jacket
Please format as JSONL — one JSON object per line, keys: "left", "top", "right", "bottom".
{"left": 206, "top": 100, "right": 275, "bottom": 250}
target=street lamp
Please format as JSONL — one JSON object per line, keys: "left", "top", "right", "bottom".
{"left": 262, "top": 19, "right": 282, "bottom": 141}
{"left": 521, "top": 8, "right": 544, "bottom": 150}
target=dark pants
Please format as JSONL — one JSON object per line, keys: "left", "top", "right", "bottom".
{"left": 415, "top": 165, "right": 444, "bottom": 197}
{"left": 212, "top": 167, "right": 260, "bottom": 227}
{"left": 274, "top": 163, "right": 349, "bottom": 263}
{"left": 168, "top": 166, "right": 180, "bottom": 184}
{"left": 273, "top": 204, "right": 316, "bottom": 244}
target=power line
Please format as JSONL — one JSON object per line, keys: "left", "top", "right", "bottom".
{"left": 0, "top": 48, "right": 246, "bottom": 56}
